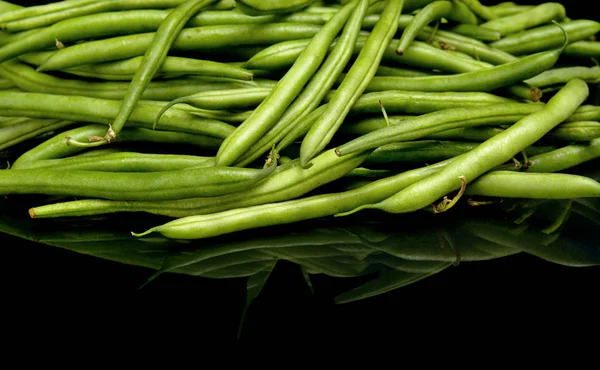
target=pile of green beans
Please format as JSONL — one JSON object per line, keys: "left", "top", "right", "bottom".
{"left": 0, "top": 0, "right": 599, "bottom": 241}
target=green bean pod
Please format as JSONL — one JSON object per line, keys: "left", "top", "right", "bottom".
{"left": 299, "top": 0, "right": 405, "bottom": 167}
{"left": 235, "top": 0, "right": 317, "bottom": 15}
{"left": 340, "top": 78, "right": 589, "bottom": 215}
{"left": 488, "top": 2, "right": 535, "bottom": 18}
{"left": 2, "top": 162, "right": 276, "bottom": 202}
{"left": 447, "top": 24, "right": 501, "bottom": 41}
{"left": 564, "top": 41, "right": 600, "bottom": 58}
{"left": 29, "top": 147, "right": 371, "bottom": 218}
{"left": 11, "top": 124, "right": 222, "bottom": 167}
{"left": 544, "top": 122, "right": 600, "bottom": 142}
{"left": 490, "top": 19, "right": 600, "bottom": 55}
{"left": 395, "top": 0, "right": 478, "bottom": 55}
{"left": 0, "top": 91, "right": 235, "bottom": 139}
{"left": 0, "top": 118, "right": 76, "bottom": 152}
{"left": 13, "top": 152, "right": 215, "bottom": 172}
{"left": 465, "top": 172, "right": 600, "bottom": 199}
{"left": 479, "top": 2, "right": 566, "bottom": 36}
{"left": 525, "top": 65, "right": 600, "bottom": 87}
{"left": 0, "top": 0, "right": 97, "bottom": 23}
{"left": 457, "top": 0, "right": 497, "bottom": 21}
{"left": 37, "top": 23, "right": 323, "bottom": 72}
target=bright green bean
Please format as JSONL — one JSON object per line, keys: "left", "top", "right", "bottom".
{"left": 448, "top": 24, "right": 501, "bottom": 41}
{"left": 0, "top": 118, "right": 76, "bottom": 152}
{"left": 563, "top": 41, "right": 600, "bottom": 58}
{"left": 235, "top": 0, "right": 317, "bottom": 16}
{"left": 0, "top": 0, "right": 97, "bottom": 23}
{"left": 299, "top": 0, "right": 404, "bottom": 167}
{"left": 480, "top": 2, "right": 566, "bottom": 36}
{"left": 457, "top": 0, "right": 497, "bottom": 21}
{"left": 524, "top": 65, "right": 600, "bottom": 87}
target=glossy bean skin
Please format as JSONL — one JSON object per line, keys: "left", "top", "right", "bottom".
{"left": 0, "top": 91, "right": 235, "bottom": 139}
{"left": 0, "top": 59, "right": 254, "bottom": 101}
{"left": 465, "top": 172, "right": 600, "bottom": 199}
{"left": 233, "top": 0, "right": 371, "bottom": 167}
{"left": 457, "top": 0, "right": 497, "bottom": 21}
{"left": 343, "top": 79, "right": 589, "bottom": 215}
{"left": 0, "top": 0, "right": 188, "bottom": 31}
{"left": 37, "top": 23, "right": 323, "bottom": 71}
{"left": 563, "top": 41, "right": 600, "bottom": 58}
{"left": 0, "top": 0, "right": 97, "bottom": 23}
{"left": 362, "top": 43, "right": 562, "bottom": 94}
{"left": 29, "top": 147, "right": 371, "bottom": 218}
{"left": 105, "top": 0, "right": 218, "bottom": 144}
{"left": 299, "top": 0, "right": 404, "bottom": 167}
{"left": 490, "top": 20, "right": 600, "bottom": 55}
{"left": 11, "top": 124, "right": 222, "bottom": 168}
{"left": 235, "top": 0, "right": 316, "bottom": 16}
{"left": 13, "top": 152, "right": 215, "bottom": 172}
{"left": 488, "top": 2, "right": 535, "bottom": 18}
{"left": 0, "top": 118, "right": 75, "bottom": 151}
{"left": 395, "top": 0, "right": 478, "bottom": 55}
{"left": 479, "top": 2, "right": 566, "bottom": 36}
{"left": 1, "top": 163, "right": 276, "bottom": 201}
{"left": 214, "top": 0, "right": 361, "bottom": 167}
{"left": 524, "top": 65, "right": 600, "bottom": 87}
{"left": 448, "top": 24, "right": 501, "bottom": 41}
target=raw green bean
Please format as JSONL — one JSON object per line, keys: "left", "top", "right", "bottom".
{"left": 422, "top": 126, "right": 505, "bottom": 142}
{"left": 524, "top": 65, "right": 600, "bottom": 87}
{"left": 0, "top": 118, "right": 76, "bottom": 152}
{"left": 93, "top": 0, "right": 218, "bottom": 146}
{"left": 0, "top": 1, "right": 22, "bottom": 14}
{"left": 214, "top": 0, "right": 362, "bottom": 167}
{"left": 395, "top": 0, "right": 478, "bottom": 55}
{"left": 479, "top": 2, "right": 566, "bottom": 36}
{"left": 488, "top": 2, "right": 535, "bottom": 18}
{"left": 565, "top": 105, "right": 600, "bottom": 122}
{"left": 564, "top": 41, "right": 600, "bottom": 58}
{"left": 11, "top": 124, "right": 223, "bottom": 167}
{"left": 465, "top": 172, "right": 600, "bottom": 199}
{"left": 13, "top": 152, "right": 214, "bottom": 172}
{"left": 339, "top": 79, "right": 589, "bottom": 215}
{"left": 448, "top": 24, "right": 501, "bottom": 41}
{"left": 0, "top": 91, "right": 235, "bottom": 139}
{"left": 490, "top": 20, "right": 600, "bottom": 55}
{"left": 0, "top": 76, "right": 14, "bottom": 89}
{"left": 1, "top": 160, "right": 277, "bottom": 202}
{"left": 235, "top": 0, "right": 317, "bottom": 16}
{"left": 37, "top": 22, "right": 322, "bottom": 71}
{"left": 0, "top": 59, "right": 254, "bottom": 100}
{"left": 544, "top": 122, "right": 600, "bottom": 142}
{"left": 0, "top": 0, "right": 97, "bottom": 23}
{"left": 375, "top": 65, "right": 433, "bottom": 77}
{"left": 234, "top": 0, "right": 372, "bottom": 167}
{"left": 494, "top": 137, "right": 600, "bottom": 173}
{"left": 1, "top": 0, "right": 191, "bottom": 32}
{"left": 457, "top": 0, "right": 497, "bottom": 21}
{"left": 29, "top": 147, "right": 371, "bottom": 218}
{"left": 299, "top": 0, "right": 404, "bottom": 167}
{"left": 362, "top": 42, "right": 562, "bottom": 94}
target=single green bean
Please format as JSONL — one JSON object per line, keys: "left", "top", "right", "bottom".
{"left": 339, "top": 79, "right": 589, "bottom": 215}
{"left": 524, "top": 65, "right": 600, "bottom": 87}
{"left": 0, "top": 91, "right": 235, "bottom": 139}
{"left": 0, "top": 118, "right": 76, "bottom": 152}
{"left": 0, "top": 0, "right": 97, "bottom": 23}
{"left": 448, "top": 24, "right": 501, "bottom": 41}
{"left": 37, "top": 23, "right": 323, "bottom": 72}
{"left": 490, "top": 20, "right": 600, "bottom": 55}
{"left": 479, "top": 2, "right": 566, "bottom": 36}
{"left": 544, "top": 122, "right": 600, "bottom": 142}
{"left": 299, "top": 0, "right": 405, "bottom": 167}
{"left": 457, "top": 0, "right": 497, "bottom": 21}
{"left": 563, "top": 41, "right": 600, "bottom": 58}
{"left": 395, "top": 0, "right": 478, "bottom": 55}
{"left": 214, "top": 0, "right": 362, "bottom": 166}
{"left": 235, "top": 0, "right": 317, "bottom": 16}
{"left": 488, "top": 2, "right": 535, "bottom": 18}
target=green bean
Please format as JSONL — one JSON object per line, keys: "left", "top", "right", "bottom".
{"left": 1, "top": 0, "right": 191, "bottom": 32}
{"left": 92, "top": 0, "right": 219, "bottom": 146}
{"left": 13, "top": 152, "right": 214, "bottom": 172}
{"left": 525, "top": 65, "right": 600, "bottom": 87}
{"left": 299, "top": 0, "right": 404, "bottom": 167}
{"left": 29, "top": 147, "right": 371, "bottom": 218}
{"left": 362, "top": 42, "right": 561, "bottom": 95}
{"left": 495, "top": 137, "right": 600, "bottom": 173}
{"left": 0, "top": 1, "right": 22, "bottom": 14}
{"left": 490, "top": 20, "right": 600, "bottom": 55}
{"left": 457, "top": 0, "right": 497, "bottom": 21}
{"left": 1, "top": 161, "right": 276, "bottom": 203}
{"left": 0, "top": 59, "right": 255, "bottom": 101}
{"left": 0, "top": 91, "right": 235, "bottom": 139}
{"left": 336, "top": 103, "right": 545, "bottom": 156}
{"left": 154, "top": 88, "right": 272, "bottom": 127}
{"left": 18, "top": 51, "right": 253, "bottom": 81}
{"left": 565, "top": 105, "right": 600, "bottom": 122}
{"left": 544, "top": 122, "right": 600, "bottom": 142}
{"left": 0, "top": 9, "right": 178, "bottom": 65}
{"left": 0, "top": 0, "right": 97, "bottom": 23}
{"left": 11, "top": 124, "right": 223, "bottom": 167}
{"left": 488, "top": 2, "right": 535, "bottom": 18}
{"left": 395, "top": 0, "right": 478, "bottom": 55}
{"left": 480, "top": 2, "right": 566, "bottom": 36}
{"left": 339, "top": 79, "right": 589, "bottom": 215}
{"left": 233, "top": 0, "right": 372, "bottom": 167}
{"left": 375, "top": 65, "right": 433, "bottom": 77}
{"left": 0, "top": 118, "right": 76, "bottom": 152}
{"left": 130, "top": 159, "right": 453, "bottom": 239}
{"left": 465, "top": 172, "right": 600, "bottom": 199}
{"left": 448, "top": 24, "right": 501, "bottom": 41}
{"left": 37, "top": 22, "right": 322, "bottom": 72}
{"left": 235, "top": 0, "right": 317, "bottom": 16}
{"left": 564, "top": 41, "right": 600, "bottom": 58}
{"left": 0, "top": 76, "right": 14, "bottom": 89}
{"left": 214, "top": 0, "right": 362, "bottom": 167}
{"left": 422, "top": 126, "right": 505, "bottom": 142}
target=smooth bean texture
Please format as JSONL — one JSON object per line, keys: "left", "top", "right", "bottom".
{"left": 479, "top": 2, "right": 566, "bottom": 36}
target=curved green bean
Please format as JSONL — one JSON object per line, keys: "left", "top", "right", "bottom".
{"left": 479, "top": 2, "right": 566, "bottom": 36}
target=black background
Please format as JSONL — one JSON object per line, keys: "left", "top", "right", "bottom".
{"left": 2, "top": 0, "right": 599, "bottom": 346}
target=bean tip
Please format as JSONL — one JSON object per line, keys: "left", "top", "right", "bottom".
{"left": 28, "top": 208, "right": 36, "bottom": 218}
{"left": 395, "top": 49, "right": 403, "bottom": 56}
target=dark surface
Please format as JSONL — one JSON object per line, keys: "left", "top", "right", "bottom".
{"left": 2, "top": 0, "right": 599, "bottom": 344}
